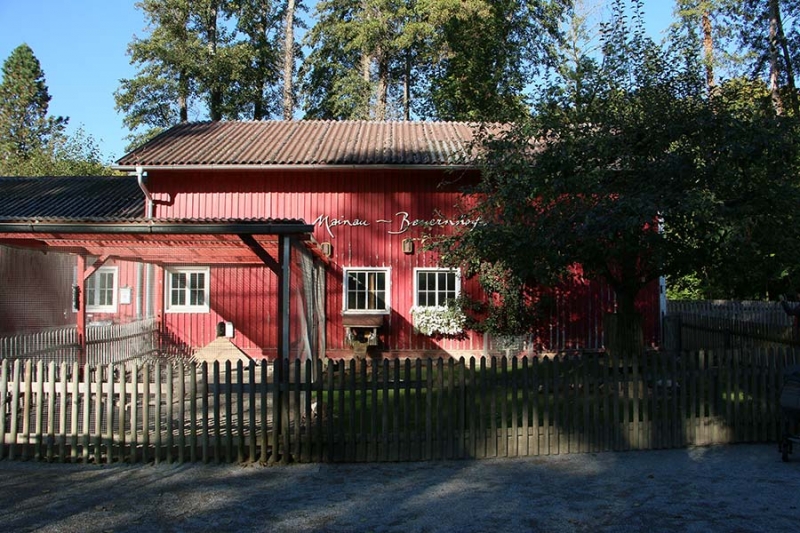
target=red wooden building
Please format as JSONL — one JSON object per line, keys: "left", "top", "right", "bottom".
{"left": 0, "top": 121, "right": 662, "bottom": 362}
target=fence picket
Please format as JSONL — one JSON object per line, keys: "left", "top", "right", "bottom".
{"left": 47, "top": 362, "right": 58, "bottom": 462}
{"left": 33, "top": 361, "right": 44, "bottom": 461}
{"left": 520, "top": 357, "right": 529, "bottom": 457}
{"left": 347, "top": 359, "right": 356, "bottom": 463}
{"left": 0, "top": 360, "right": 7, "bottom": 459}
{"left": 394, "top": 359, "right": 402, "bottom": 461}
{"left": 142, "top": 365, "right": 150, "bottom": 463}
{"left": 403, "top": 359, "right": 411, "bottom": 461}
{"left": 154, "top": 363, "right": 162, "bottom": 464}
{"left": 118, "top": 363, "right": 127, "bottom": 463}
{"left": 353, "top": 358, "right": 364, "bottom": 462}
{"left": 22, "top": 361, "right": 33, "bottom": 460}
{"left": 237, "top": 360, "right": 245, "bottom": 464}
{"left": 200, "top": 361, "right": 209, "bottom": 464}
{"left": 250, "top": 361, "right": 259, "bottom": 464}
{"left": 59, "top": 362, "right": 69, "bottom": 462}
{"left": 9, "top": 360, "right": 21, "bottom": 460}
{"left": 134, "top": 362, "right": 140, "bottom": 463}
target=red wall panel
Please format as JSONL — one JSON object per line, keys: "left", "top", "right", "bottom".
{"left": 143, "top": 168, "right": 661, "bottom": 358}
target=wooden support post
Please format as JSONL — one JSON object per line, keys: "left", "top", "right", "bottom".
{"left": 76, "top": 255, "right": 87, "bottom": 366}
{"left": 278, "top": 235, "right": 291, "bottom": 361}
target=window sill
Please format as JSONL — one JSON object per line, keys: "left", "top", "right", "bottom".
{"left": 166, "top": 307, "right": 210, "bottom": 314}
{"left": 341, "top": 313, "right": 386, "bottom": 327}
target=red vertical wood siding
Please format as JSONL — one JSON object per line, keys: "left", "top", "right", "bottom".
{"left": 143, "top": 168, "right": 660, "bottom": 358}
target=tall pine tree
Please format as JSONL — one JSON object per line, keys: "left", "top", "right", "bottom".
{"left": 0, "top": 43, "right": 66, "bottom": 162}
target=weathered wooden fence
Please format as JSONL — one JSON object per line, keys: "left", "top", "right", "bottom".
{"left": 665, "top": 300, "right": 795, "bottom": 352}
{"left": 1, "top": 349, "right": 797, "bottom": 464}
{"left": 0, "top": 318, "right": 159, "bottom": 366}
{"left": 667, "top": 300, "right": 792, "bottom": 325}
{"left": 663, "top": 314, "right": 796, "bottom": 352}
{"left": 0, "top": 326, "right": 78, "bottom": 365}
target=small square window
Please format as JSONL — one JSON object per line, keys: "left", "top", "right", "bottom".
{"left": 343, "top": 268, "right": 390, "bottom": 313}
{"left": 166, "top": 267, "right": 210, "bottom": 313}
{"left": 85, "top": 266, "right": 118, "bottom": 313}
{"left": 414, "top": 268, "right": 460, "bottom": 308}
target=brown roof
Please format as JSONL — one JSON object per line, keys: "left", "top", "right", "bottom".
{"left": 0, "top": 176, "right": 144, "bottom": 221}
{"left": 115, "top": 120, "right": 479, "bottom": 168}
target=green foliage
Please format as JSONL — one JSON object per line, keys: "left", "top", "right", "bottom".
{"left": 435, "top": 0, "right": 800, "bottom": 338}
{"left": 0, "top": 44, "right": 115, "bottom": 175}
{"left": 299, "top": 0, "right": 409, "bottom": 120}
{"left": 0, "top": 127, "right": 117, "bottom": 177}
{"left": 666, "top": 274, "right": 706, "bottom": 301}
{"left": 299, "top": 0, "right": 570, "bottom": 121}
{"left": 423, "top": 0, "right": 568, "bottom": 121}
{"left": 0, "top": 43, "right": 66, "bottom": 162}
{"left": 117, "top": 0, "right": 293, "bottom": 147}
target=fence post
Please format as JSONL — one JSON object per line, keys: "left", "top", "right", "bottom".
{"left": 0, "top": 359, "right": 7, "bottom": 460}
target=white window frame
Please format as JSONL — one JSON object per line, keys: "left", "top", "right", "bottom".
{"left": 165, "top": 267, "right": 210, "bottom": 313}
{"left": 343, "top": 267, "right": 391, "bottom": 314}
{"left": 413, "top": 268, "right": 461, "bottom": 308}
{"left": 85, "top": 266, "right": 119, "bottom": 313}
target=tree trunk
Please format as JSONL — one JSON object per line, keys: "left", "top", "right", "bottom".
{"left": 403, "top": 51, "right": 411, "bottom": 121}
{"left": 375, "top": 53, "right": 388, "bottom": 121}
{"left": 769, "top": 0, "right": 785, "bottom": 114}
{"left": 206, "top": 1, "right": 222, "bottom": 121}
{"left": 604, "top": 288, "right": 644, "bottom": 357}
{"left": 702, "top": 8, "right": 715, "bottom": 94}
{"left": 282, "top": 0, "right": 296, "bottom": 121}
{"left": 179, "top": 71, "right": 189, "bottom": 123}
{"left": 770, "top": 0, "right": 799, "bottom": 116}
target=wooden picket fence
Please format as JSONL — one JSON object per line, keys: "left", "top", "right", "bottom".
{"left": 667, "top": 300, "right": 792, "bottom": 325}
{"left": 663, "top": 314, "right": 796, "bottom": 352}
{"left": 0, "top": 318, "right": 159, "bottom": 366}
{"left": 1, "top": 349, "right": 798, "bottom": 464}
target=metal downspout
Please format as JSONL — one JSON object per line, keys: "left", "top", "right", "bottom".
{"left": 136, "top": 166, "right": 154, "bottom": 318}
{"left": 136, "top": 165, "right": 154, "bottom": 219}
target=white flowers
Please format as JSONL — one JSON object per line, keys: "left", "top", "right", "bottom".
{"left": 410, "top": 305, "right": 466, "bottom": 337}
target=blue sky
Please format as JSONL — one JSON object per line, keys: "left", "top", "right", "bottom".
{"left": 0, "top": 1, "right": 676, "bottom": 164}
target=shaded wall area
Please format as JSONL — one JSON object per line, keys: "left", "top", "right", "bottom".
{"left": 0, "top": 245, "right": 75, "bottom": 335}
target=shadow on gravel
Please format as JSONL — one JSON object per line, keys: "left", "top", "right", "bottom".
{"left": 1, "top": 445, "right": 799, "bottom": 532}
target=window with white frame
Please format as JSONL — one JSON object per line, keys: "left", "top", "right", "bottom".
{"left": 85, "top": 266, "right": 118, "bottom": 313}
{"left": 343, "top": 268, "right": 390, "bottom": 313}
{"left": 414, "top": 268, "right": 460, "bottom": 307}
{"left": 166, "top": 267, "right": 210, "bottom": 313}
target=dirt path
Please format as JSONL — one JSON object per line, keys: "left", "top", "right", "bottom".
{"left": 0, "top": 444, "right": 797, "bottom": 532}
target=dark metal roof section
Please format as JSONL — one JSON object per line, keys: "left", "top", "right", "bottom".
{"left": 0, "top": 217, "right": 313, "bottom": 234}
{"left": 115, "top": 120, "right": 479, "bottom": 168}
{"left": 0, "top": 176, "right": 145, "bottom": 221}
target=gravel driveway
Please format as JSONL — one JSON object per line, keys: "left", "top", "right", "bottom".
{"left": 0, "top": 444, "right": 797, "bottom": 532}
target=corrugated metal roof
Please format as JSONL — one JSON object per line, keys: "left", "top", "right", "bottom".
{"left": 0, "top": 176, "right": 145, "bottom": 221}
{"left": 0, "top": 216, "right": 309, "bottom": 226}
{"left": 115, "top": 120, "right": 478, "bottom": 168}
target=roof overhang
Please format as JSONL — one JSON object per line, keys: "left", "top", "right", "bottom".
{"left": 0, "top": 219, "right": 315, "bottom": 266}
{"left": 111, "top": 163, "right": 475, "bottom": 172}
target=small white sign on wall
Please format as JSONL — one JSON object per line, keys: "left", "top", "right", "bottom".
{"left": 119, "top": 286, "right": 132, "bottom": 305}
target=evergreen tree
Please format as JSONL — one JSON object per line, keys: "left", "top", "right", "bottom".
{"left": 424, "top": 0, "right": 569, "bottom": 122}
{"left": 300, "top": 0, "right": 570, "bottom": 121}
{"left": 227, "top": 0, "right": 284, "bottom": 120}
{"left": 300, "top": 0, "right": 400, "bottom": 120}
{"left": 0, "top": 43, "right": 66, "bottom": 162}
{"left": 677, "top": 0, "right": 800, "bottom": 115}
{"left": 117, "top": 0, "right": 292, "bottom": 148}
{"left": 115, "top": 0, "right": 200, "bottom": 149}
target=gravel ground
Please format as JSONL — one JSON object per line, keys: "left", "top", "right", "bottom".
{"left": 0, "top": 444, "right": 798, "bottom": 532}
